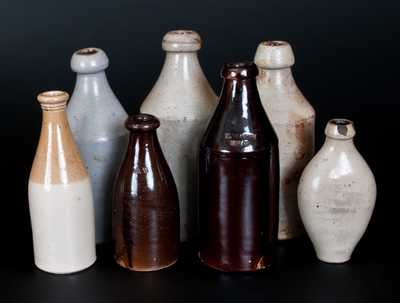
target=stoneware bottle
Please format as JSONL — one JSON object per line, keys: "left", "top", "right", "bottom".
{"left": 112, "top": 114, "right": 179, "bottom": 271}
{"left": 29, "top": 91, "right": 96, "bottom": 274}
{"left": 199, "top": 62, "right": 279, "bottom": 272}
{"left": 254, "top": 41, "right": 315, "bottom": 240}
{"left": 140, "top": 30, "right": 218, "bottom": 242}
{"left": 298, "top": 119, "right": 376, "bottom": 263}
{"left": 67, "top": 47, "right": 129, "bottom": 244}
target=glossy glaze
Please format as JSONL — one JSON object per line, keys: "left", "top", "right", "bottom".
{"left": 29, "top": 91, "right": 96, "bottom": 274}
{"left": 140, "top": 30, "right": 218, "bottom": 242}
{"left": 67, "top": 47, "right": 129, "bottom": 244}
{"left": 199, "top": 63, "right": 279, "bottom": 272}
{"left": 298, "top": 119, "right": 376, "bottom": 263}
{"left": 112, "top": 114, "right": 179, "bottom": 271}
{"left": 254, "top": 41, "right": 315, "bottom": 240}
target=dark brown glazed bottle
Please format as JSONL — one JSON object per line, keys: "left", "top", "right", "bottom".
{"left": 198, "top": 62, "right": 279, "bottom": 272}
{"left": 112, "top": 114, "right": 179, "bottom": 271}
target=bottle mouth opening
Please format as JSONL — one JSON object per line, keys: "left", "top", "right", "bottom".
{"left": 325, "top": 118, "right": 355, "bottom": 139}
{"left": 76, "top": 48, "right": 98, "bottom": 55}
{"left": 222, "top": 61, "right": 258, "bottom": 79}
{"left": 162, "top": 30, "right": 202, "bottom": 52}
{"left": 261, "top": 41, "right": 287, "bottom": 47}
{"left": 329, "top": 119, "right": 352, "bottom": 126}
{"left": 125, "top": 114, "right": 160, "bottom": 131}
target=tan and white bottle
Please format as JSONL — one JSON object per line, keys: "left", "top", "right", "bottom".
{"left": 254, "top": 41, "right": 315, "bottom": 240}
{"left": 140, "top": 30, "right": 218, "bottom": 242}
{"left": 28, "top": 91, "right": 96, "bottom": 274}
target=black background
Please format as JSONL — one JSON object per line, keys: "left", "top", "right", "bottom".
{"left": 1, "top": 0, "right": 399, "bottom": 302}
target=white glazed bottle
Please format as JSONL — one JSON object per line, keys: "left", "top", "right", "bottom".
{"left": 254, "top": 41, "right": 315, "bottom": 240}
{"left": 67, "top": 47, "right": 129, "bottom": 244}
{"left": 140, "top": 30, "right": 218, "bottom": 242}
{"left": 29, "top": 91, "right": 96, "bottom": 274}
{"left": 298, "top": 119, "right": 377, "bottom": 263}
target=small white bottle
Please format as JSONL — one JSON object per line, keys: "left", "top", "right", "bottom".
{"left": 67, "top": 47, "right": 129, "bottom": 244}
{"left": 140, "top": 30, "right": 218, "bottom": 242}
{"left": 254, "top": 41, "right": 315, "bottom": 240}
{"left": 298, "top": 119, "right": 377, "bottom": 263}
{"left": 29, "top": 91, "right": 96, "bottom": 274}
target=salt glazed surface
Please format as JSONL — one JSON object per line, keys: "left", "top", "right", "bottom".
{"left": 140, "top": 30, "right": 218, "bottom": 242}
{"left": 298, "top": 119, "right": 376, "bottom": 263}
{"left": 67, "top": 47, "right": 128, "bottom": 244}
{"left": 254, "top": 41, "right": 315, "bottom": 240}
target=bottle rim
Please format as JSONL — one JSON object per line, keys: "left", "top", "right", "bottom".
{"left": 125, "top": 114, "right": 160, "bottom": 131}
{"left": 221, "top": 62, "right": 259, "bottom": 79}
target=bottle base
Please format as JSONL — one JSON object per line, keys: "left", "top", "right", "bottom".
{"left": 198, "top": 252, "right": 271, "bottom": 272}
{"left": 34, "top": 256, "right": 97, "bottom": 275}
{"left": 115, "top": 257, "right": 177, "bottom": 272}
{"left": 316, "top": 253, "right": 351, "bottom": 264}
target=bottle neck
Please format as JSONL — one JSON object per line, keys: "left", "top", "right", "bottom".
{"left": 41, "top": 108, "right": 69, "bottom": 127}
{"left": 258, "top": 67, "right": 296, "bottom": 87}
{"left": 73, "top": 71, "right": 113, "bottom": 98}
{"left": 127, "top": 131, "right": 160, "bottom": 156}
{"left": 220, "top": 78, "right": 260, "bottom": 108}
{"left": 161, "top": 52, "right": 202, "bottom": 79}
{"left": 324, "top": 137, "right": 356, "bottom": 152}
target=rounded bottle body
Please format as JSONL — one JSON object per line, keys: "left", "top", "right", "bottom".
{"left": 298, "top": 119, "right": 376, "bottom": 263}
{"left": 29, "top": 91, "right": 96, "bottom": 274}
{"left": 255, "top": 41, "right": 315, "bottom": 240}
{"left": 199, "top": 63, "right": 279, "bottom": 272}
{"left": 140, "top": 30, "right": 217, "bottom": 242}
{"left": 112, "top": 114, "right": 179, "bottom": 271}
{"left": 67, "top": 48, "right": 129, "bottom": 244}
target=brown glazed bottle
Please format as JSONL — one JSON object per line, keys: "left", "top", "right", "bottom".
{"left": 112, "top": 114, "right": 179, "bottom": 271}
{"left": 199, "top": 62, "right": 279, "bottom": 272}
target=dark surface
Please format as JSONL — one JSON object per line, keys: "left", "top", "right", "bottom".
{"left": 199, "top": 63, "right": 278, "bottom": 271}
{"left": 2, "top": 240, "right": 397, "bottom": 303}
{"left": 0, "top": 0, "right": 399, "bottom": 302}
{"left": 113, "top": 114, "right": 179, "bottom": 271}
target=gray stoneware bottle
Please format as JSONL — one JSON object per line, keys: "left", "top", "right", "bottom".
{"left": 140, "top": 30, "right": 218, "bottom": 242}
{"left": 254, "top": 41, "right": 315, "bottom": 240}
{"left": 67, "top": 47, "right": 129, "bottom": 244}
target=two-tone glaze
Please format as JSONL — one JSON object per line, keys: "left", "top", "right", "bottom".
{"left": 28, "top": 91, "right": 96, "bottom": 274}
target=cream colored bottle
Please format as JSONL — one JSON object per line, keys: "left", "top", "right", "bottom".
{"left": 28, "top": 91, "right": 96, "bottom": 274}
{"left": 254, "top": 41, "right": 315, "bottom": 240}
{"left": 298, "top": 119, "right": 376, "bottom": 263}
{"left": 140, "top": 30, "right": 218, "bottom": 242}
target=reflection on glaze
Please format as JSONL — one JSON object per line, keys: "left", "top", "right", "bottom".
{"left": 113, "top": 114, "right": 179, "bottom": 272}
{"left": 199, "top": 62, "right": 279, "bottom": 272}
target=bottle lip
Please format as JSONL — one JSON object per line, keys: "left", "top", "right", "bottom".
{"left": 37, "top": 90, "right": 69, "bottom": 111}
{"left": 71, "top": 47, "right": 109, "bottom": 73}
{"left": 254, "top": 40, "right": 295, "bottom": 69}
{"left": 325, "top": 118, "right": 356, "bottom": 140}
{"left": 162, "top": 30, "right": 202, "bottom": 52}
{"left": 125, "top": 114, "right": 160, "bottom": 132}
{"left": 221, "top": 61, "right": 259, "bottom": 79}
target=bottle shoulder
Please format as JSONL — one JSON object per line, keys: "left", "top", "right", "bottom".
{"left": 301, "top": 141, "right": 376, "bottom": 186}
{"left": 67, "top": 97, "right": 128, "bottom": 142}
{"left": 257, "top": 80, "right": 315, "bottom": 124}
{"left": 140, "top": 71, "right": 218, "bottom": 120}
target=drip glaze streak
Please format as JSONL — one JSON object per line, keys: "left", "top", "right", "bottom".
{"left": 112, "top": 114, "right": 179, "bottom": 271}
{"left": 199, "top": 62, "right": 279, "bottom": 272}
